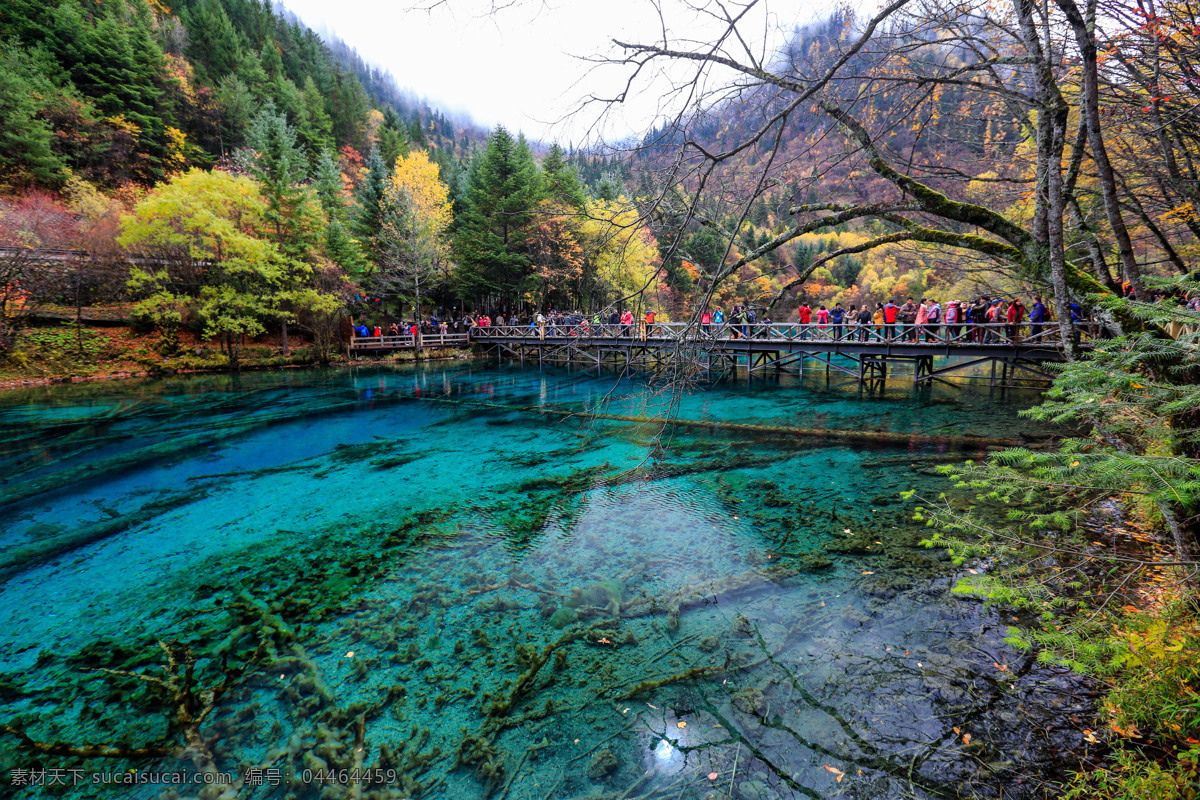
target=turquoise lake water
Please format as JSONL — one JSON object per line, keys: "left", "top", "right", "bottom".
{"left": 0, "top": 361, "right": 1092, "bottom": 799}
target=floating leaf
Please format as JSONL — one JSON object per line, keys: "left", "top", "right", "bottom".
{"left": 823, "top": 765, "right": 845, "bottom": 782}
{"left": 708, "top": 772, "right": 719, "bottom": 780}
{"left": 345, "top": 651, "right": 355, "bottom": 658}
{"left": 862, "top": 571, "right": 874, "bottom": 575}
{"left": 963, "top": 733, "right": 972, "bottom": 744}
{"left": 677, "top": 720, "right": 687, "bottom": 729}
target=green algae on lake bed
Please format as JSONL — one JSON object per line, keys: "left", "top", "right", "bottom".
{"left": 0, "top": 363, "right": 1092, "bottom": 799}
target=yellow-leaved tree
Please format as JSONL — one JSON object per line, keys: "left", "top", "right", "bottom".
{"left": 579, "top": 197, "right": 659, "bottom": 310}
{"left": 377, "top": 151, "right": 453, "bottom": 328}
{"left": 118, "top": 169, "right": 289, "bottom": 367}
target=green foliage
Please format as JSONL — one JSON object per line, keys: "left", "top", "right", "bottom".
{"left": 182, "top": 0, "right": 242, "bottom": 84}
{"left": 1061, "top": 744, "right": 1200, "bottom": 800}
{"left": 5, "top": 323, "right": 118, "bottom": 373}
{"left": 312, "top": 149, "right": 345, "bottom": 215}
{"left": 353, "top": 144, "right": 390, "bottom": 252}
{"left": 453, "top": 126, "right": 541, "bottom": 304}
{"left": 0, "top": 0, "right": 418, "bottom": 190}
{"left": 129, "top": 291, "right": 185, "bottom": 355}
{"left": 236, "top": 103, "right": 310, "bottom": 250}
{"left": 541, "top": 144, "right": 587, "bottom": 211}
{"left": 119, "top": 169, "right": 294, "bottom": 367}
{"left": 0, "top": 40, "right": 66, "bottom": 187}
{"left": 1107, "top": 604, "right": 1200, "bottom": 737}
{"left": 917, "top": 291, "right": 1200, "bottom": 798}
{"left": 312, "top": 149, "right": 365, "bottom": 273}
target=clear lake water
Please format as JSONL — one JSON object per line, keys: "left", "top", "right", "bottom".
{"left": 0, "top": 360, "right": 1094, "bottom": 799}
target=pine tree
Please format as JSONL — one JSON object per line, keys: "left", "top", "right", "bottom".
{"left": 183, "top": 0, "right": 243, "bottom": 84}
{"left": 312, "top": 149, "right": 344, "bottom": 214}
{"left": 540, "top": 144, "right": 587, "bottom": 210}
{"left": 298, "top": 75, "right": 334, "bottom": 155}
{"left": 352, "top": 144, "right": 389, "bottom": 252}
{"left": 215, "top": 75, "right": 256, "bottom": 154}
{"left": 409, "top": 117, "right": 428, "bottom": 150}
{"left": 0, "top": 42, "right": 66, "bottom": 186}
{"left": 453, "top": 126, "right": 542, "bottom": 304}
{"left": 312, "top": 148, "right": 365, "bottom": 273}
{"left": 377, "top": 117, "right": 409, "bottom": 168}
{"left": 236, "top": 103, "right": 309, "bottom": 252}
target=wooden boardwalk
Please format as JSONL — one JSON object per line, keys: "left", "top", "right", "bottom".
{"left": 348, "top": 332, "right": 470, "bottom": 351}
{"left": 467, "top": 321, "right": 1102, "bottom": 386}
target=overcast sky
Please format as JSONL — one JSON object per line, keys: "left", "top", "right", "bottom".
{"left": 281, "top": 0, "right": 820, "bottom": 144}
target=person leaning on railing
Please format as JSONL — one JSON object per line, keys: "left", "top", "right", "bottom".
{"left": 797, "top": 302, "right": 812, "bottom": 339}
{"left": 882, "top": 300, "right": 898, "bottom": 340}
{"left": 898, "top": 298, "right": 918, "bottom": 341}
{"left": 1007, "top": 298, "right": 1026, "bottom": 343}
{"left": 640, "top": 309, "right": 655, "bottom": 340}
{"left": 828, "top": 303, "right": 844, "bottom": 340}
{"left": 1029, "top": 297, "right": 1049, "bottom": 339}
{"left": 814, "top": 305, "right": 829, "bottom": 339}
{"left": 943, "top": 301, "right": 959, "bottom": 341}
{"left": 859, "top": 305, "right": 875, "bottom": 341}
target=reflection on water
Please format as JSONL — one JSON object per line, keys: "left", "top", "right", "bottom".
{"left": 0, "top": 362, "right": 1089, "bottom": 799}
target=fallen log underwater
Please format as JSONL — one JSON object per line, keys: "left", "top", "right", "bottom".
{"left": 419, "top": 396, "right": 1024, "bottom": 450}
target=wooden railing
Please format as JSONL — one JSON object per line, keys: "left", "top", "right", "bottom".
{"left": 349, "top": 332, "right": 471, "bottom": 350}
{"left": 468, "top": 321, "right": 1105, "bottom": 348}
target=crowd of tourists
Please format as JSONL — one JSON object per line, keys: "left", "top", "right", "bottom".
{"left": 352, "top": 316, "right": 465, "bottom": 338}
{"left": 351, "top": 288, "right": 1199, "bottom": 344}
{"left": 790, "top": 296, "right": 1056, "bottom": 343}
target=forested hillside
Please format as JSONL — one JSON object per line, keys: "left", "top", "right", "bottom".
{"left": 0, "top": 0, "right": 655, "bottom": 367}
{"left": 626, "top": 9, "right": 1199, "bottom": 320}
{"left": 0, "top": 0, "right": 468, "bottom": 188}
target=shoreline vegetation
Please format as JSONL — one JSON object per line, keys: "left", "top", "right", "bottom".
{"left": 0, "top": 316, "right": 472, "bottom": 392}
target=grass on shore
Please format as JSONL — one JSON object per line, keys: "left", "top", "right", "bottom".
{"left": 1056, "top": 588, "right": 1200, "bottom": 799}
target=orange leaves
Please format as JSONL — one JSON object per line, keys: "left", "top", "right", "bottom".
{"left": 823, "top": 765, "right": 845, "bottom": 782}
{"left": 1110, "top": 719, "right": 1141, "bottom": 737}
